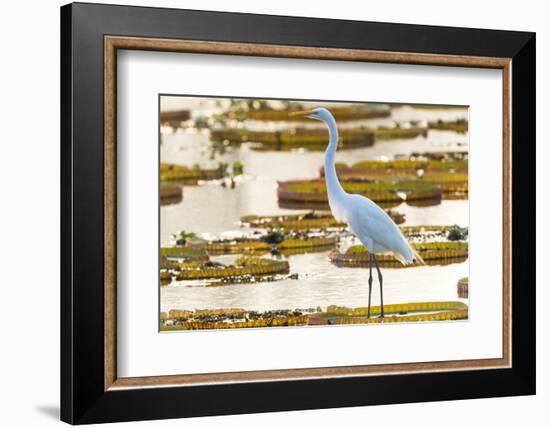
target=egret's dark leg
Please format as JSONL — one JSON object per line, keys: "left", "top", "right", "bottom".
{"left": 367, "top": 253, "right": 373, "bottom": 318}
{"left": 373, "top": 255, "right": 384, "bottom": 318}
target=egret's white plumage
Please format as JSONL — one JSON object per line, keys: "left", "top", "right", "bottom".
{"left": 291, "top": 106, "right": 423, "bottom": 317}
{"left": 311, "top": 107, "right": 422, "bottom": 265}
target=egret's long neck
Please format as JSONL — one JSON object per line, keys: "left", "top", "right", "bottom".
{"left": 324, "top": 116, "right": 346, "bottom": 200}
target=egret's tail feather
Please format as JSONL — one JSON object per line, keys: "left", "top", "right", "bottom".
{"left": 413, "top": 250, "right": 425, "bottom": 265}
{"left": 393, "top": 251, "right": 410, "bottom": 266}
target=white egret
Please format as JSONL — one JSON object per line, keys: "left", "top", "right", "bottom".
{"left": 291, "top": 107, "right": 424, "bottom": 317}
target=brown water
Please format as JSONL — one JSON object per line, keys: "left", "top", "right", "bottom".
{"left": 160, "top": 103, "right": 469, "bottom": 313}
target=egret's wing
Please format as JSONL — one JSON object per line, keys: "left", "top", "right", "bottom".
{"left": 347, "top": 195, "right": 415, "bottom": 263}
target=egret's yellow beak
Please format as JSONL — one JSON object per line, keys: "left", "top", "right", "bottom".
{"left": 289, "top": 109, "right": 314, "bottom": 118}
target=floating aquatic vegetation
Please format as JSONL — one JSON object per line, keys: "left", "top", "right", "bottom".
{"left": 428, "top": 118, "right": 468, "bottom": 133}
{"left": 186, "top": 239, "right": 272, "bottom": 255}
{"left": 199, "top": 308, "right": 247, "bottom": 316}
{"left": 167, "top": 309, "right": 195, "bottom": 319}
{"left": 160, "top": 301, "right": 468, "bottom": 330}
{"left": 372, "top": 126, "right": 428, "bottom": 140}
{"left": 399, "top": 225, "right": 455, "bottom": 234}
{"left": 347, "top": 241, "right": 467, "bottom": 253}
{"left": 447, "top": 225, "right": 469, "bottom": 241}
{"left": 328, "top": 159, "right": 468, "bottom": 177}
{"left": 277, "top": 179, "right": 443, "bottom": 205}
{"left": 277, "top": 198, "right": 416, "bottom": 211}
{"left": 232, "top": 161, "right": 244, "bottom": 176}
{"left": 210, "top": 122, "right": 432, "bottom": 151}
{"left": 160, "top": 230, "right": 340, "bottom": 285}
{"left": 224, "top": 104, "right": 391, "bottom": 122}
{"left": 278, "top": 237, "right": 338, "bottom": 250}
{"left": 159, "top": 184, "right": 182, "bottom": 206}
{"left": 159, "top": 270, "right": 173, "bottom": 286}
{"left": 457, "top": 277, "right": 469, "bottom": 298}
{"left": 179, "top": 227, "right": 339, "bottom": 257}
{"left": 192, "top": 115, "right": 210, "bottom": 129}
{"left": 325, "top": 309, "right": 468, "bottom": 324}
{"left": 210, "top": 127, "right": 375, "bottom": 150}
{"left": 172, "top": 230, "right": 199, "bottom": 246}
{"left": 242, "top": 212, "right": 345, "bottom": 231}
{"left": 160, "top": 247, "right": 209, "bottom": 260}
{"left": 408, "top": 151, "right": 468, "bottom": 161}
{"left": 162, "top": 314, "right": 309, "bottom": 330}
{"left": 241, "top": 210, "right": 405, "bottom": 231}
{"left": 263, "top": 230, "right": 287, "bottom": 244}
{"left": 330, "top": 241, "right": 468, "bottom": 268}
{"left": 173, "top": 257, "right": 290, "bottom": 281}
{"left": 209, "top": 139, "right": 229, "bottom": 159}
{"left": 281, "top": 129, "right": 374, "bottom": 148}
{"left": 400, "top": 225, "right": 469, "bottom": 244}
{"left": 323, "top": 301, "right": 468, "bottom": 317}
{"left": 320, "top": 160, "right": 468, "bottom": 197}
{"left": 352, "top": 173, "right": 468, "bottom": 196}
{"left": 159, "top": 109, "right": 190, "bottom": 127}
{"left": 209, "top": 272, "right": 298, "bottom": 286}
{"left": 160, "top": 163, "right": 224, "bottom": 183}
{"left": 420, "top": 173, "right": 468, "bottom": 193}
{"left": 234, "top": 257, "right": 283, "bottom": 267}
{"left": 160, "top": 256, "right": 183, "bottom": 270}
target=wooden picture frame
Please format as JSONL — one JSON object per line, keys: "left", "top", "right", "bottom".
{"left": 61, "top": 2, "right": 535, "bottom": 424}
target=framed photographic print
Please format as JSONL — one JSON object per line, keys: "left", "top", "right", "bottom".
{"left": 60, "top": 2, "right": 535, "bottom": 424}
